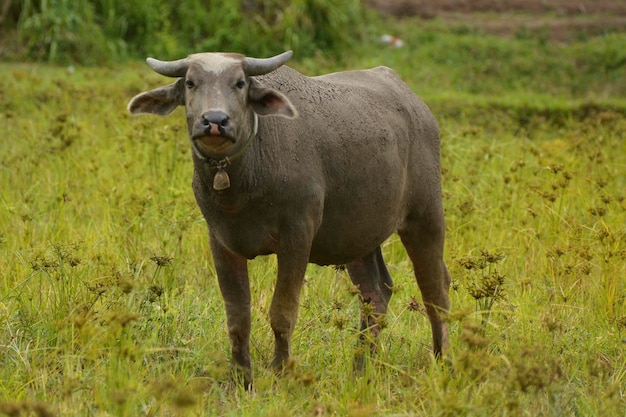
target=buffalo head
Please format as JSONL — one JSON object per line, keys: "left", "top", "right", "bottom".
{"left": 128, "top": 51, "right": 297, "bottom": 161}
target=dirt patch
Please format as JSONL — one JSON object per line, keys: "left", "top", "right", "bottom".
{"left": 367, "top": 0, "right": 626, "bottom": 41}
{"left": 367, "top": 0, "right": 626, "bottom": 17}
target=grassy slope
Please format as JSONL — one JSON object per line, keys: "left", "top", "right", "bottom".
{"left": 1, "top": 19, "right": 625, "bottom": 416}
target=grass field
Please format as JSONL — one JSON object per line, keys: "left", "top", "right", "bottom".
{"left": 1, "top": 16, "right": 625, "bottom": 416}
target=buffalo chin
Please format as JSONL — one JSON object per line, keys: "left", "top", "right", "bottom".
{"left": 193, "top": 135, "right": 236, "bottom": 156}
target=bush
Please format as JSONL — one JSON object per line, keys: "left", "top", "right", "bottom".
{"left": 12, "top": 0, "right": 367, "bottom": 64}
{"left": 17, "top": 0, "right": 109, "bottom": 64}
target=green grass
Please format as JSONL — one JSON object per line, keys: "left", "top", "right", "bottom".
{"left": 1, "top": 23, "right": 625, "bottom": 416}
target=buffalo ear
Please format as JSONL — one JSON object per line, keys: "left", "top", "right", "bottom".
{"left": 248, "top": 79, "right": 297, "bottom": 118}
{"left": 127, "top": 79, "right": 185, "bottom": 115}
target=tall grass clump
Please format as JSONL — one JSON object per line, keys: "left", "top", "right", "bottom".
{"left": 10, "top": 0, "right": 367, "bottom": 64}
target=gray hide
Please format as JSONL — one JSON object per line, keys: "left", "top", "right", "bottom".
{"left": 128, "top": 51, "right": 450, "bottom": 387}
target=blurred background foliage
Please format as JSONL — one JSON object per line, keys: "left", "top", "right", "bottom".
{"left": 1, "top": 0, "right": 625, "bottom": 106}
{"left": 2, "top": 0, "right": 367, "bottom": 64}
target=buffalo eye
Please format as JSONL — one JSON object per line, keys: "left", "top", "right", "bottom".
{"left": 185, "top": 79, "right": 195, "bottom": 89}
{"left": 235, "top": 80, "right": 245, "bottom": 89}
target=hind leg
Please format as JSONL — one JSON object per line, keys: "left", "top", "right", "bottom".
{"left": 399, "top": 221, "right": 450, "bottom": 358}
{"left": 346, "top": 246, "right": 393, "bottom": 369}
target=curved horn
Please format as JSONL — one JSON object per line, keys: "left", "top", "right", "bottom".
{"left": 243, "top": 50, "right": 293, "bottom": 76}
{"left": 146, "top": 57, "right": 189, "bottom": 77}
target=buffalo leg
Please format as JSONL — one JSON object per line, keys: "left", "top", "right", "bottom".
{"left": 346, "top": 246, "right": 393, "bottom": 369}
{"left": 399, "top": 224, "right": 450, "bottom": 358}
{"left": 270, "top": 241, "right": 310, "bottom": 371}
{"left": 210, "top": 235, "right": 252, "bottom": 387}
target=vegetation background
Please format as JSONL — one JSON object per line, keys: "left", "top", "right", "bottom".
{"left": 0, "top": 0, "right": 625, "bottom": 416}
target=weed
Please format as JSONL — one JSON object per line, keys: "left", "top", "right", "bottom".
{"left": 458, "top": 250, "right": 507, "bottom": 328}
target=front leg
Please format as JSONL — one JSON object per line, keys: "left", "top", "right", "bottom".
{"left": 210, "top": 234, "right": 252, "bottom": 387}
{"left": 270, "top": 229, "right": 313, "bottom": 371}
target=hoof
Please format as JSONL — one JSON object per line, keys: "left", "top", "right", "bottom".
{"left": 232, "top": 364, "right": 253, "bottom": 390}
{"left": 271, "top": 356, "right": 297, "bottom": 375}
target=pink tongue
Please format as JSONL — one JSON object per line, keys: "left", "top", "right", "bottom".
{"left": 209, "top": 123, "right": 221, "bottom": 136}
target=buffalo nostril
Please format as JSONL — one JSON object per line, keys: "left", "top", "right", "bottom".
{"left": 202, "top": 111, "right": 229, "bottom": 128}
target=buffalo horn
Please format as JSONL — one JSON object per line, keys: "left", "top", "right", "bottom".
{"left": 243, "top": 50, "right": 293, "bottom": 76}
{"left": 146, "top": 57, "right": 189, "bottom": 77}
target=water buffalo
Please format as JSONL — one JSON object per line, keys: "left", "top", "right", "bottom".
{"left": 128, "top": 50, "right": 450, "bottom": 386}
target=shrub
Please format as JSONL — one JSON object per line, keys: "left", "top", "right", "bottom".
{"left": 18, "top": 0, "right": 108, "bottom": 64}
{"left": 13, "top": 0, "right": 367, "bottom": 64}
